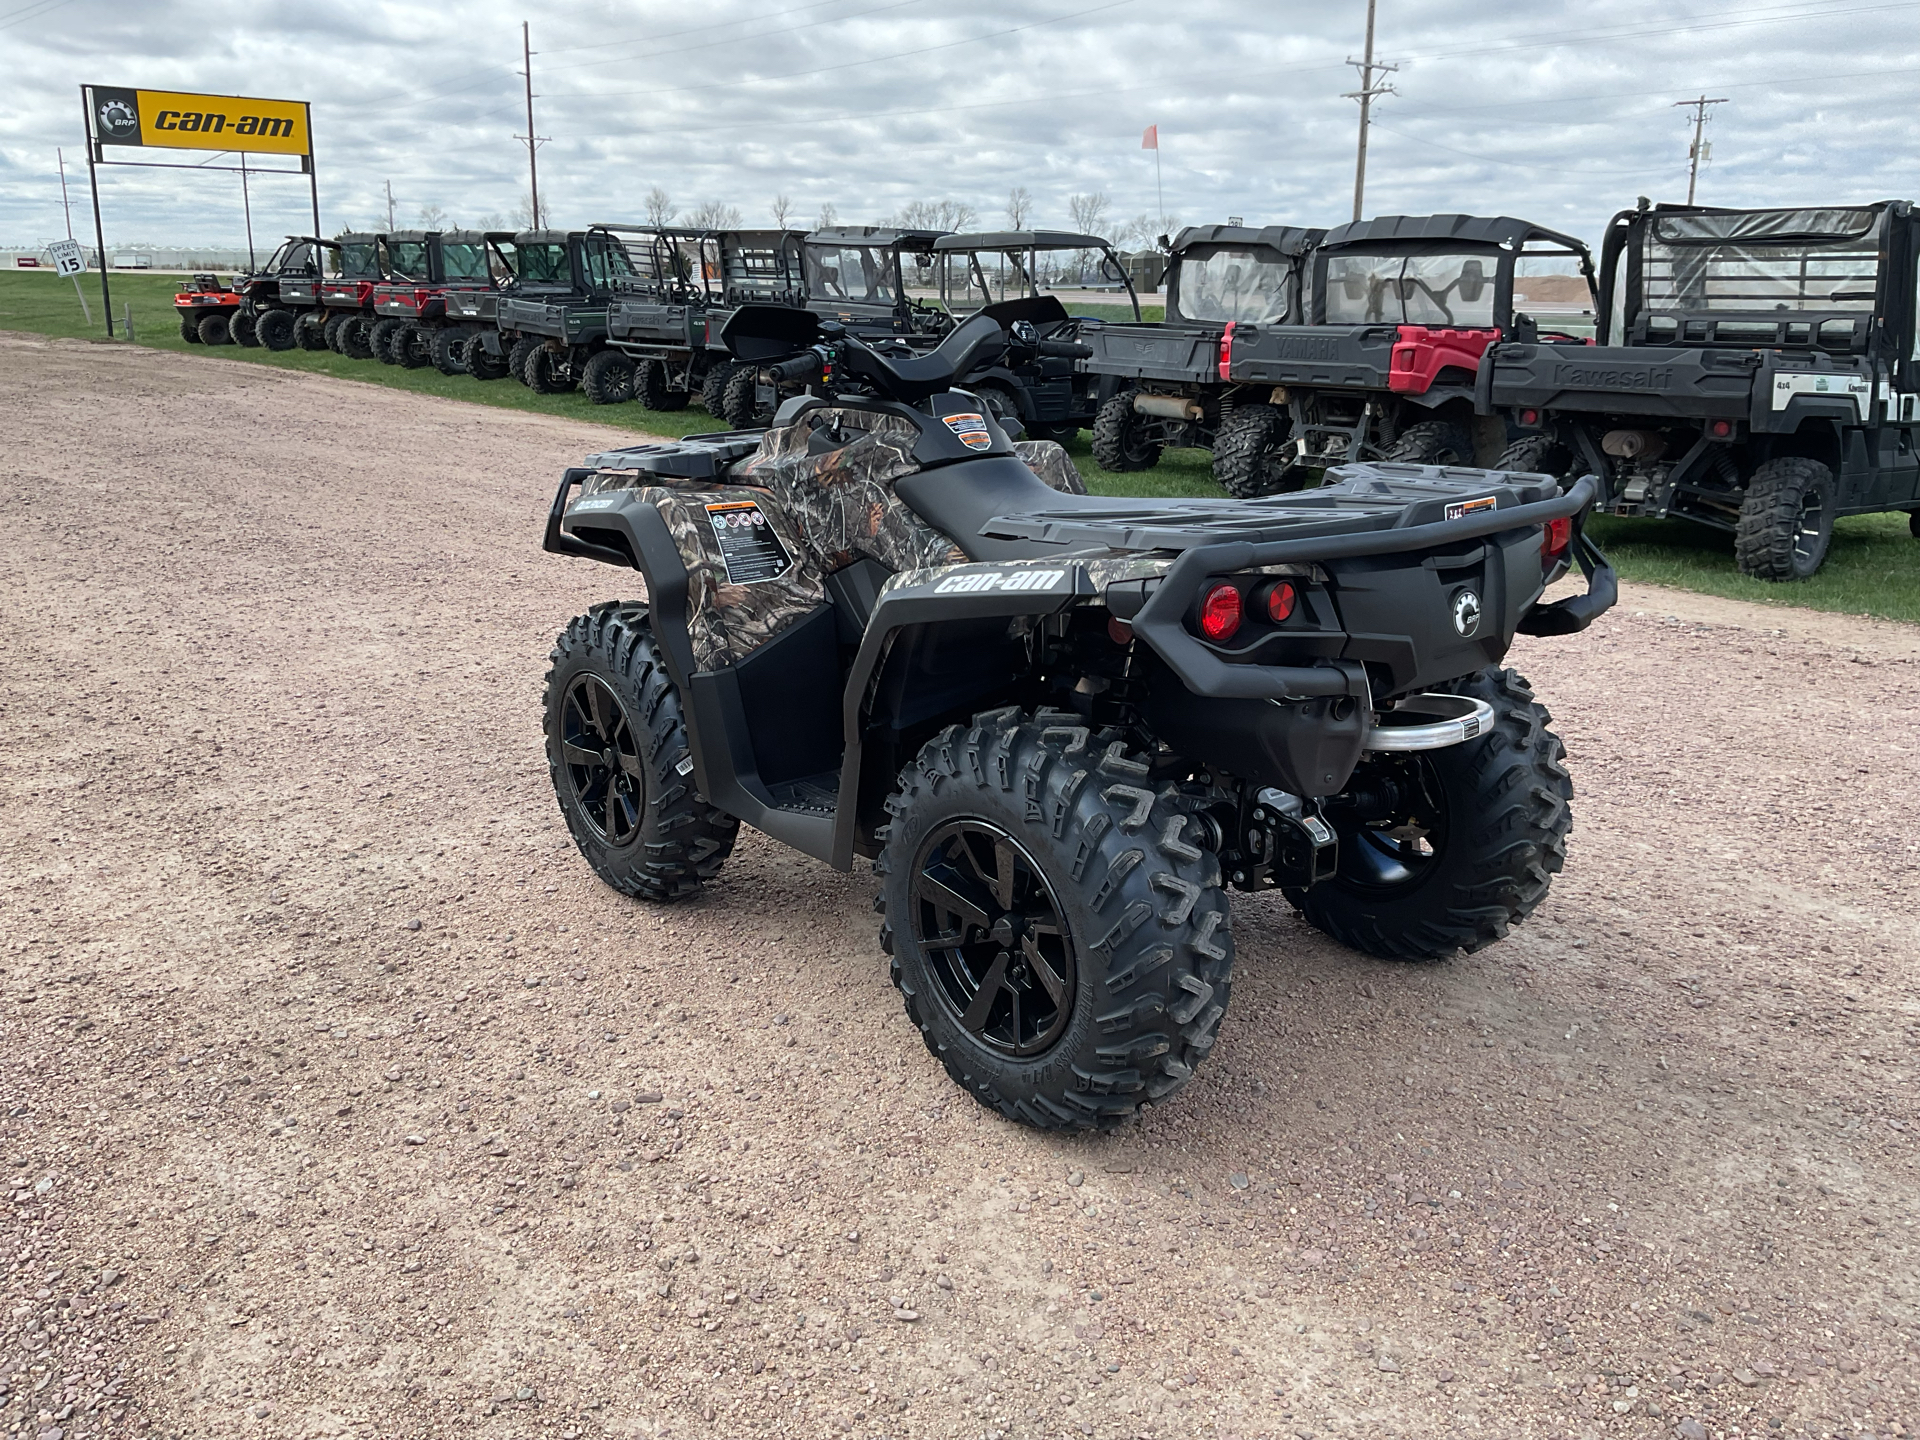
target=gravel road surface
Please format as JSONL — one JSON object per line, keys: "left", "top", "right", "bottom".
{"left": 2, "top": 333, "right": 1916, "bottom": 1440}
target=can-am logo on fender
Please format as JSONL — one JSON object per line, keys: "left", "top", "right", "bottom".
{"left": 1451, "top": 589, "right": 1483, "bottom": 638}
{"left": 932, "top": 569, "right": 1067, "bottom": 595}
{"left": 941, "top": 412, "right": 994, "bottom": 450}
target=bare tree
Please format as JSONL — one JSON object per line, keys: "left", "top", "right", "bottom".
{"left": 475, "top": 212, "right": 507, "bottom": 233}
{"left": 887, "top": 198, "right": 977, "bottom": 231}
{"left": 1067, "top": 192, "right": 1112, "bottom": 239}
{"left": 771, "top": 195, "right": 794, "bottom": 230}
{"left": 416, "top": 204, "right": 450, "bottom": 230}
{"left": 508, "top": 194, "right": 537, "bottom": 229}
{"left": 1005, "top": 186, "right": 1033, "bottom": 231}
{"left": 645, "top": 187, "right": 675, "bottom": 227}
{"left": 815, "top": 202, "right": 839, "bottom": 230}
{"left": 687, "top": 199, "right": 743, "bottom": 230}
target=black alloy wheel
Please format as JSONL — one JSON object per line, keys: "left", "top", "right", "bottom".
{"left": 911, "top": 820, "right": 1075, "bottom": 1058}
{"left": 558, "top": 673, "right": 645, "bottom": 847}
{"left": 1325, "top": 756, "right": 1450, "bottom": 892}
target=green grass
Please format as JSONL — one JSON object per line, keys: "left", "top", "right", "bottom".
{"left": 9, "top": 271, "right": 1918, "bottom": 622}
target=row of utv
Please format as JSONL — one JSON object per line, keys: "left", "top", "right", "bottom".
{"left": 175, "top": 198, "right": 1920, "bottom": 584}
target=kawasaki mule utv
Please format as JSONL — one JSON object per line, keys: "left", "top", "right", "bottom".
{"left": 537, "top": 297, "right": 1616, "bottom": 1129}
{"left": 311, "top": 233, "right": 392, "bottom": 359}
{"left": 606, "top": 227, "right": 808, "bottom": 418}
{"left": 929, "top": 230, "right": 1139, "bottom": 441}
{"left": 1081, "top": 224, "right": 1325, "bottom": 492}
{"left": 368, "top": 230, "right": 500, "bottom": 369}
{"left": 174, "top": 236, "right": 336, "bottom": 349}
{"left": 495, "top": 226, "right": 651, "bottom": 395}
{"left": 1487, "top": 199, "right": 1920, "bottom": 579}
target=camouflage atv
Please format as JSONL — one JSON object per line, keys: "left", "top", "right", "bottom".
{"left": 539, "top": 295, "right": 1616, "bottom": 1129}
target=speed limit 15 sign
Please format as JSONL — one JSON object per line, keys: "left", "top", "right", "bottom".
{"left": 50, "top": 239, "right": 86, "bottom": 277}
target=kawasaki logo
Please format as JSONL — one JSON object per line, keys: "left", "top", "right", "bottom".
{"left": 1556, "top": 363, "right": 1674, "bottom": 390}
{"left": 932, "top": 569, "right": 1067, "bottom": 594}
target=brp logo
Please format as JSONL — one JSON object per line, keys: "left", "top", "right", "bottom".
{"left": 97, "top": 98, "right": 138, "bottom": 140}
{"left": 1452, "top": 589, "right": 1483, "bottom": 638}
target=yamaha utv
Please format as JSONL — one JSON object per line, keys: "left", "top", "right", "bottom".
{"left": 368, "top": 230, "right": 501, "bottom": 370}
{"left": 1487, "top": 199, "right": 1920, "bottom": 579}
{"left": 174, "top": 236, "right": 335, "bottom": 349}
{"left": 1081, "top": 224, "right": 1325, "bottom": 492}
{"left": 538, "top": 298, "right": 1616, "bottom": 1128}
{"left": 930, "top": 229, "right": 1139, "bottom": 441}
{"left": 605, "top": 227, "right": 807, "bottom": 416}
{"left": 496, "top": 226, "right": 647, "bottom": 395}
{"left": 311, "top": 233, "right": 392, "bottom": 359}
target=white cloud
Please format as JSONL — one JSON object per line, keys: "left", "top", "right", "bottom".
{"left": 1, "top": 0, "right": 1914, "bottom": 252}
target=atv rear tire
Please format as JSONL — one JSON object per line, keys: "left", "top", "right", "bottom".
{"left": 296, "top": 314, "right": 329, "bottom": 351}
{"left": 1385, "top": 419, "right": 1473, "bottom": 466}
{"left": 637, "top": 358, "right": 691, "bottom": 411}
{"left": 722, "top": 365, "right": 765, "bottom": 427}
{"left": 340, "top": 316, "right": 375, "bottom": 360}
{"left": 370, "top": 317, "right": 407, "bottom": 364}
{"left": 1091, "top": 392, "right": 1163, "bottom": 472}
{"left": 1214, "top": 403, "right": 1311, "bottom": 497}
{"left": 879, "top": 711, "right": 1234, "bottom": 1130}
{"left": 506, "top": 336, "right": 540, "bottom": 387}
{"left": 1735, "top": 456, "right": 1835, "bottom": 581}
{"left": 699, "top": 362, "right": 737, "bottom": 418}
{"left": 430, "top": 325, "right": 470, "bottom": 376}
{"left": 467, "top": 335, "right": 510, "bottom": 380}
{"left": 1290, "top": 667, "right": 1570, "bottom": 961}
{"left": 197, "top": 313, "right": 232, "bottom": 345}
{"left": 524, "top": 345, "right": 577, "bottom": 394}
{"left": 396, "top": 323, "right": 434, "bottom": 369}
{"left": 255, "top": 309, "right": 297, "bottom": 351}
{"left": 179, "top": 316, "right": 202, "bottom": 343}
{"left": 1493, "top": 432, "right": 1574, "bottom": 482}
{"left": 230, "top": 312, "right": 260, "bottom": 348}
{"left": 582, "top": 350, "right": 637, "bottom": 405}
{"left": 544, "top": 605, "right": 739, "bottom": 902}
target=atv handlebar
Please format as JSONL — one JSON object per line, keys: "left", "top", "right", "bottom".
{"left": 766, "top": 351, "right": 825, "bottom": 384}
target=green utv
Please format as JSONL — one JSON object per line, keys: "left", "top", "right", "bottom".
{"left": 538, "top": 298, "right": 1615, "bottom": 1129}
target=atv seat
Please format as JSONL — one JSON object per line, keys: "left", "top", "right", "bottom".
{"left": 838, "top": 312, "right": 1012, "bottom": 401}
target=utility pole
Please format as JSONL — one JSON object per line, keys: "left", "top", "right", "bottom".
{"left": 517, "top": 21, "right": 546, "bottom": 229}
{"left": 1344, "top": 0, "right": 1399, "bottom": 223}
{"left": 57, "top": 148, "right": 74, "bottom": 238}
{"left": 1674, "top": 95, "right": 1728, "bottom": 205}
{"left": 385, "top": 179, "right": 395, "bottom": 231}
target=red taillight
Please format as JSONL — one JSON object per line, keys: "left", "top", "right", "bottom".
{"left": 1198, "top": 583, "right": 1243, "bottom": 642}
{"left": 1708, "top": 418, "right": 1733, "bottom": 438}
{"left": 1543, "top": 517, "right": 1572, "bottom": 562}
{"left": 1265, "top": 581, "right": 1298, "bottom": 623}
{"left": 1520, "top": 408, "right": 1539, "bottom": 426}
{"left": 1107, "top": 616, "right": 1134, "bottom": 646}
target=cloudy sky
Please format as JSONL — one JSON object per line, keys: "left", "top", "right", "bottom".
{"left": 1, "top": 0, "right": 1915, "bottom": 253}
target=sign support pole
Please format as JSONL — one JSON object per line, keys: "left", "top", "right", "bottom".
{"left": 81, "top": 87, "right": 113, "bottom": 336}
{"left": 306, "top": 103, "right": 321, "bottom": 241}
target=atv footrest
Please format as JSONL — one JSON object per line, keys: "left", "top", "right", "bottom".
{"left": 766, "top": 772, "right": 840, "bottom": 815}
{"left": 583, "top": 432, "right": 766, "bottom": 478}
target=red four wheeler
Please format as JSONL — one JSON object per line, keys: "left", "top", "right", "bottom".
{"left": 173, "top": 273, "right": 245, "bottom": 346}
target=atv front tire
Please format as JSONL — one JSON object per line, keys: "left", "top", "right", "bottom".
{"left": 179, "top": 316, "right": 202, "bottom": 343}
{"left": 230, "top": 312, "right": 260, "bottom": 347}
{"left": 1214, "top": 403, "right": 1311, "bottom": 497}
{"left": 197, "top": 313, "right": 232, "bottom": 345}
{"left": 255, "top": 309, "right": 298, "bottom": 351}
{"left": 879, "top": 712, "right": 1234, "bottom": 1130}
{"left": 1291, "top": 667, "right": 1570, "bottom": 961}
{"left": 1735, "top": 456, "right": 1835, "bottom": 581}
{"left": 1385, "top": 419, "right": 1473, "bottom": 466}
{"left": 1091, "top": 392, "right": 1163, "bottom": 472}
{"left": 544, "top": 605, "right": 739, "bottom": 902}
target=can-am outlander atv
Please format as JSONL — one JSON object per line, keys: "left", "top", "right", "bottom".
{"left": 539, "top": 295, "right": 1616, "bottom": 1129}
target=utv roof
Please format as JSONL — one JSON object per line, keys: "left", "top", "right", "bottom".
{"left": 1321, "top": 214, "right": 1589, "bottom": 254}
{"left": 933, "top": 230, "right": 1117, "bottom": 252}
{"left": 1171, "top": 223, "right": 1325, "bottom": 256}
{"left": 808, "top": 226, "right": 949, "bottom": 248}
{"left": 512, "top": 229, "right": 584, "bottom": 244}
{"left": 335, "top": 232, "right": 381, "bottom": 244}
{"left": 280, "top": 234, "right": 339, "bottom": 248}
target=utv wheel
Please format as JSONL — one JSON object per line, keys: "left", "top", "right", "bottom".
{"left": 467, "top": 336, "right": 511, "bottom": 381}
{"left": 507, "top": 336, "right": 540, "bottom": 387}
{"left": 323, "top": 313, "right": 350, "bottom": 353}
{"left": 544, "top": 605, "right": 739, "bottom": 901}
{"left": 580, "top": 350, "right": 636, "bottom": 404}
{"left": 430, "top": 325, "right": 470, "bottom": 376}
{"left": 525, "top": 346, "right": 577, "bottom": 394}
{"left": 1213, "top": 403, "right": 1311, "bottom": 497}
{"left": 296, "top": 314, "right": 329, "bottom": 351}
{"left": 976, "top": 383, "right": 1024, "bottom": 438}
{"left": 179, "top": 316, "right": 203, "bottom": 344}
{"left": 230, "top": 312, "right": 260, "bottom": 348}
{"left": 699, "top": 362, "right": 737, "bottom": 418}
{"left": 1493, "top": 432, "right": 1574, "bottom": 482}
{"left": 1091, "top": 392, "right": 1163, "bottom": 472}
{"left": 197, "top": 313, "right": 232, "bottom": 346}
{"left": 369, "top": 317, "right": 406, "bottom": 364}
{"left": 722, "top": 364, "right": 767, "bottom": 427}
{"left": 1385, "top": 419, "right": 1473, "bottom": 466}
{"left": 1289, "top": 668, "right": 1571, "bottom": 962}
{"left": 636, "top": 358, "right": 691, "bottom": 411}
{"left": 1027, "top": 421, "right": 1079, "bottom": 443}
{"left": 255, "top": 309, "right": 298, "bottom": 351}
{"left": 1735, "top": 456, "right": 1835, "bottom": 581}
{"left": 397, "top": 324, "right": 434, "bottom": 369}
{"left": 879, "top": 712, "right": 1234, "bottom": 1130}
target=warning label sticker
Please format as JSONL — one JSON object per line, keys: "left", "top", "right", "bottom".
{"left": 942, "top": 412, "right": 994, "bottom": 450}
{"left": 1443, "top": 495, "right": 1499, "bottom": 521}
{"left": 705, "top": 500, "right": 792, "bottom": 584}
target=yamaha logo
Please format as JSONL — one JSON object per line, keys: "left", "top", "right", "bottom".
{"left": 1452, "top": 589, "right": 1482, "bottom": 638}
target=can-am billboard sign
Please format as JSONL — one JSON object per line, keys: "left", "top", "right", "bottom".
{"left": 85, "top": 86, "right": 310, "bottom": 157}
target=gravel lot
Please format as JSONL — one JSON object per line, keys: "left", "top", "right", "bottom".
{"left": 2, "top": 332, "right": 1916, "bottom": 1440}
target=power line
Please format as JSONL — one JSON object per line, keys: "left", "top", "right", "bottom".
{"left": 517, "top": 20, "right": 548, "bottom": 229}
{"left": 1343, "top": 0, "right": 1398, "bottom": 222}
{"left": 1675, "top": 95, "right": 1729, "bottom": 203}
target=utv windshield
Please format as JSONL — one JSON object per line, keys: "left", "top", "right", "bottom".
{"left": 387, "top": 241, "right": 430, "bottom": 280}
{"left": 1642, "top": 207, "right": 1883, "bottom": 314}
{"left": 942, "top": 249, "right": 1035, "bottom": 308}
{"left": 1175, "top": 246, "right": 1293, "bottom": 324}
{"left": 1324, "top": 250, "right": 1499, "bottom": 326}
{"left": 442, "top": 242, "right": 490, "bottom": 282}
{"left": 338, "top": 242, "right": 381, "bottom": 279}
{"left": 514, "top": 243, "right": 571, "bottom": 285}
{"left": 806, "top": 245, "right": 896, "bottom": 304}
{"left": 268, "top": 240, "right": 317, "bottom": 274}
